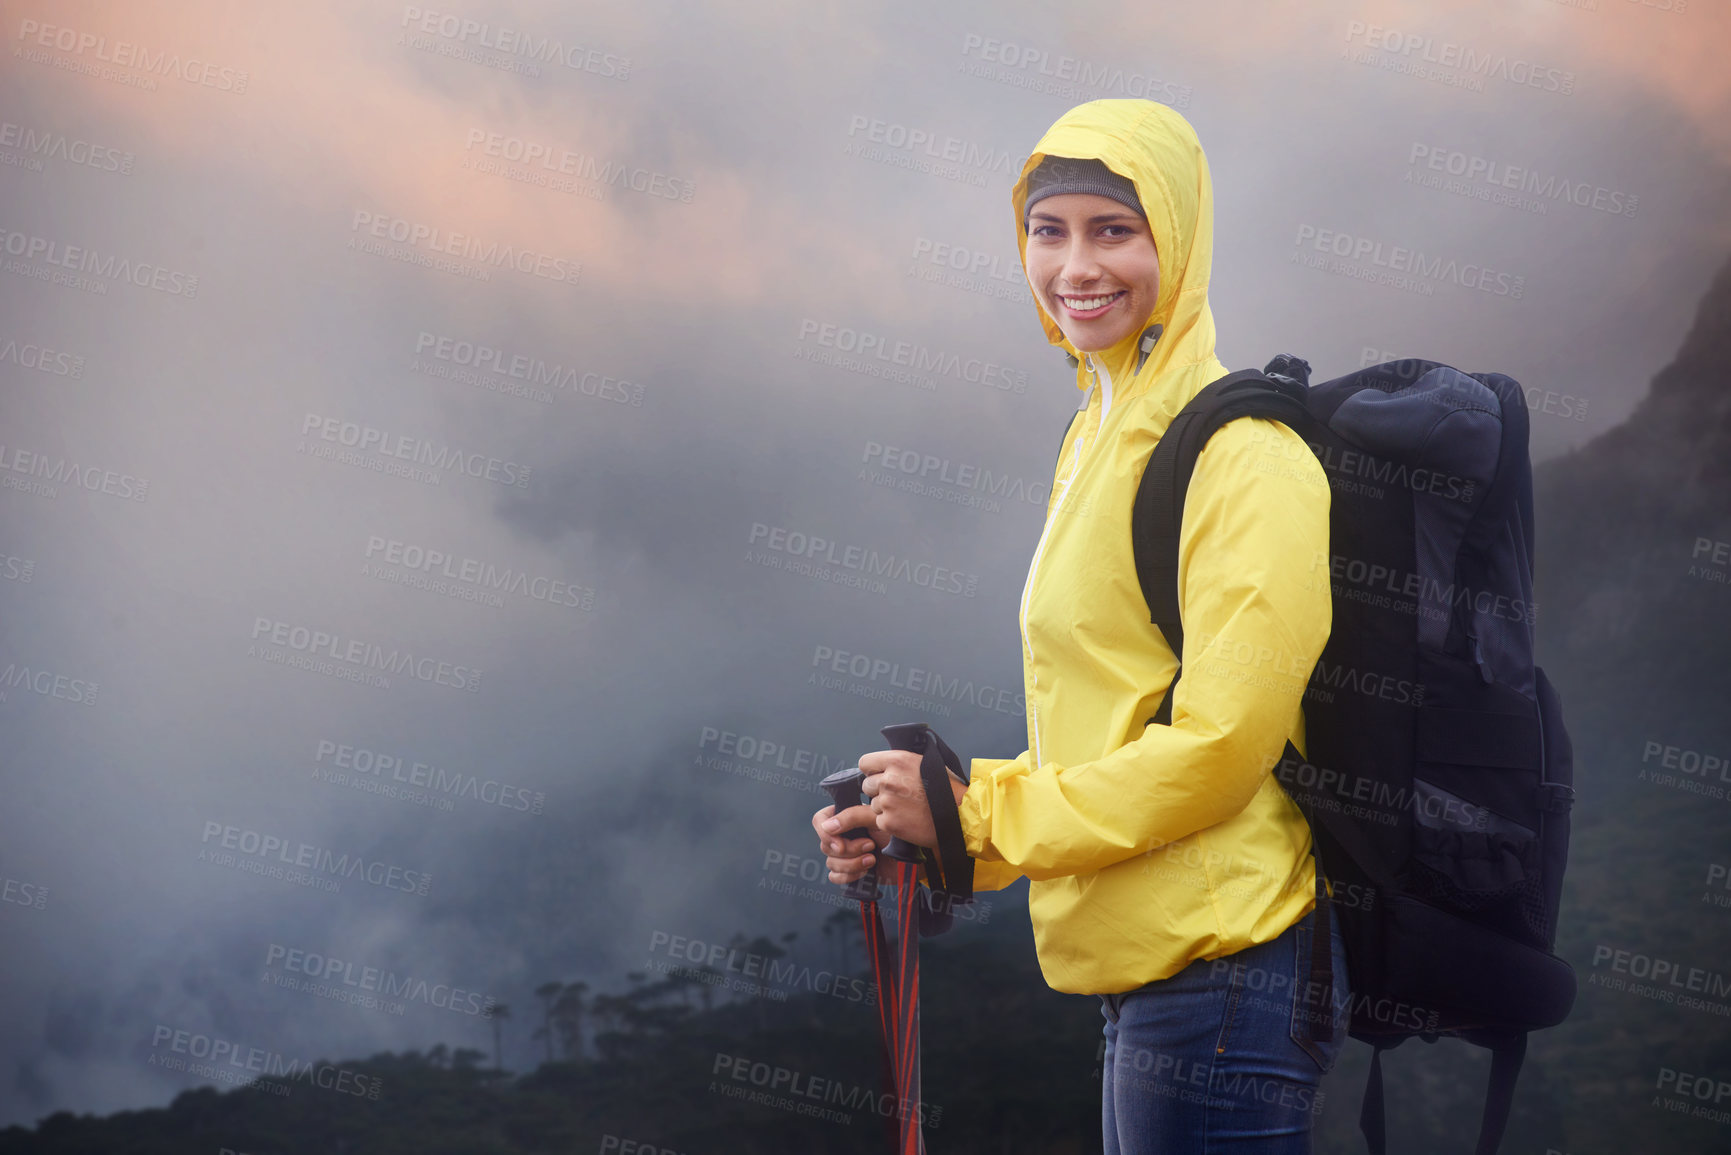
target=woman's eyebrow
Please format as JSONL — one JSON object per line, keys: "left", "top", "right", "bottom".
{"left": 1028, "top": 211, "right": 1143, "bottom": 225}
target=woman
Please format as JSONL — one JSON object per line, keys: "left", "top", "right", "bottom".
{"left": 815, "top": 99, "right": 1347, "bottom": 1152}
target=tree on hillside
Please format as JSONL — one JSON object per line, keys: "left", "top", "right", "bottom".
{"left": 532, "top": 980, "right": 563, "bottom": 1063}
{"left": 490, "top": 1002, "right": 510, "bottom": 1073}
{"left": 550, "top": 981, "right": 589, "bottom": 1060}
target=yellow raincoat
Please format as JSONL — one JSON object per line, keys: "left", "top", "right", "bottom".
{"left": 955, "top": 100, "right": 1333, "bottom": 995}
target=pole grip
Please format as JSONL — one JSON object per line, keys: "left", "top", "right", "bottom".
{"left": 820, "top": 766, "right": 883, "bottom": 903}
{"left": 819, "top": 765, "right": 870, "bottom": 839}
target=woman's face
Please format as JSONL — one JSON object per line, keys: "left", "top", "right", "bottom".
{"left": 1024, "top": 192, "right": 1160, "bottom": 355}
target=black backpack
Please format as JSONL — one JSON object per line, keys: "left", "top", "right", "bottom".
{"left": 1069, "top": 353, "right": 1577, "bottom": 1154}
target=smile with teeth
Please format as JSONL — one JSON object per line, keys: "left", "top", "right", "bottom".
{"left": 1058, "top": 290, "right": 1125, "bottom": 312}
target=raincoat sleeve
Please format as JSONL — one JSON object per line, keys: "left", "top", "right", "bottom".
{"left": 956, "top": 418, "right": 1330, "bottom": 881}
{"left": 961, "top": 756, "right": 1029, "bottom": 891}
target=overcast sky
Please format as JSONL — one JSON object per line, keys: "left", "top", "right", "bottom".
{"left": 1, "top": 0, "right": 1728, "bottom": 1125}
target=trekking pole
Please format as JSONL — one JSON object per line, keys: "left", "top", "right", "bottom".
{"left": 822, "top": 763, "right": 916, "bottom": 1153}
{"left": 821, "top": 722, "right": 975, "bottom": 1155}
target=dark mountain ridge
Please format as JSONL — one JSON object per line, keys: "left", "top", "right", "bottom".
{"left": 1534, "top": 251, "right": 1731, "bottom": 748}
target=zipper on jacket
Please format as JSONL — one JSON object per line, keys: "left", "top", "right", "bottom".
{"left": 1020, "top": 356, "right": 1112, "bottom": 768}
{"left": 1088, "top": 354, "right": 1114, "bottom": 424}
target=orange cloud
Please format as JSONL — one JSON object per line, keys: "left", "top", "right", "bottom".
{"left": 1, "top": 0, "right": 874, "bottom": 311}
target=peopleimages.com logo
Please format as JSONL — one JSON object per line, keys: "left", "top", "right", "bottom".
{"left": 0, "top": 118, "right": 133, "bottom": 176}
{"left": 348, "top": 209, "right": 581, "bottom": 285}
{"left": 0, "top": 334, "right": 84, "bottom": 376}
{"left": 0, "top": 660, "right": 97, "bottom": 706}
{"left": 398, "top": 7, "right": 630, "bottom": 79}
{"left": 0, "top": 225, "right": 198, "bottom": 296}
{"left": 14, "top": 18, "right": 250, "bottom": 93}
{"left": 263, "top": 942, "right": 496, "bottom": 1017}
{"left": 1342, "top": 20, "right": 1575, "bottom": 95}
{"left": 199, "top": 820, "right": 433, "bottom": 897}
{"left": 1292, "top": 224, "right": 1525, "bottom": 299}
{"left": 148, "top": 1025, "right": 381, "bottom": 1098}
{"left": 248, "top": 617, "right": 482, "bottom": 693}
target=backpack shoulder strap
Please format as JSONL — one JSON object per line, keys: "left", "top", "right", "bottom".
{"left": 1055, "top": 406, "right": 1082, "bottom": 465}
{"left": 1132, "top": 369, "right": 1313, "bottom": 672}
{"left": 1361, "top": 1033, "right": 1526, "bottom": 1155}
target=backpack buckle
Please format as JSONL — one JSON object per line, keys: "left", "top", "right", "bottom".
{"left": 1539, "top": 782, "right": 1575, "bottom": 813}
{"left": 1263, "top": 352, "right": 1312, "bottom": 387}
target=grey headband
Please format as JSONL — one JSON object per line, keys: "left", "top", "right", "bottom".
{"left": 1023, "top": 156, "right": 1146, "bottom": 229}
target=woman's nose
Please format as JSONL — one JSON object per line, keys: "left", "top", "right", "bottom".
{"left": 1060, "top": 240, "right": 1103, "bottom": 285}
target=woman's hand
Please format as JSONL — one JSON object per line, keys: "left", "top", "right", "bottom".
{"left": 813, "top": 801, "right": 888, "bottom": 886}
{"left": 851, "top": 749, "right": 969, "bottom": 850}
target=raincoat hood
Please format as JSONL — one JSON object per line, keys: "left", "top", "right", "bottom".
{"left": 1012, "top": 100, "right": 1229, "bottom": 415}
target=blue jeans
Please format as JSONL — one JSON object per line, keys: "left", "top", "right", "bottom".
{"left": 1099, "top": 908, "right": 1348, "bottom": 1153}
